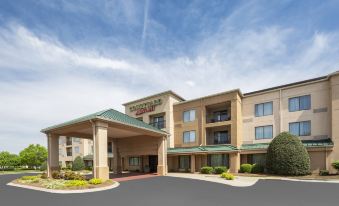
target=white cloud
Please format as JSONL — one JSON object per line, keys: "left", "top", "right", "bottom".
{"left": 0, "top": 24, "right": 135, "bottom": 71}
{"left": 185, "top": 81, "right": 195, "bottom": 87}
{"left": 0, "top": 21, "right": 339, "bottom": 153}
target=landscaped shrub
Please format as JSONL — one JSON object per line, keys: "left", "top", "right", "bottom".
{"left": 200, "top": 166, "right": 214, "bottom": 174}
{"left": 41, "top": 180, "right": 66, "bottom": 189}
{"left": 20, "top": 175, "right": 39, "bottom": 181}
{"left": 85, "top": 166, "right": 93, "bottom": 171}
{"left": 319, "top": 170, "right": 330, "bottom": 176}
{"left": 89, "top": 178, "right": 102, "bottom": 185}
{"left": 331, "top": 161, "right": 339, "bottom": 173}
{"left": 19, "top": 175, "right": 40, "bottom": 183}
{"left": 266, "top": 132, "right": 310, "bottom": 176}
{"left": 63, "top": 171, "right": 85, "bottom": 180}
{"left": 251, "top": 164, "right": 265, "bottom": 174}
{"left": 220, "top": 172, "right": 235, "bottom": 180}
{"left": 214, "top": 166, "right": 228, "bottom": 174}
{"left": 40, "top": 172, "right": 48, "bottom": 179}
{"left": 64, "top": 180, "right": 88, "bottom": 187}
{"left": 240, "top": 164, "right": 252, "bottom": 173}
{"left": 51, "top": 171, "right": 63, "bottom": 179}
{"left": 72, "top": 156, "right": 85, "bottom": 171}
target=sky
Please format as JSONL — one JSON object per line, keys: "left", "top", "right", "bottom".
{"left": 0, "top": 0, "right": 339, "bottom": 153}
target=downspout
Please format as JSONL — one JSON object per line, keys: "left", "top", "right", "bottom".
{"left": 90, "top": 120, "right": 96, "bottom": 178}
{"left": 279, "top": 89, "right": 283, "bottom": 133}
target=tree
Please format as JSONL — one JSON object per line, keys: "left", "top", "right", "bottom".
{"left": 72, "top": 156, "right": 85, "bottom": 171}
{"left": 19, "top": 144, "right": 47, "bottom": 169}
{"left": 0, "top": 152, "right": 21, "bottom": 170}
{"left": 0, "top": 151, "right": 11, "bottom": 170}
{"left": 266, "top": 132, "right": 310, "bottom": 176}
{"left": 8, "top": 154, "right": 20, "bottom": 167}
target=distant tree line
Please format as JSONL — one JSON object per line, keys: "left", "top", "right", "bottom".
{"left": 0, "top": 144, "right": 47, "bottom": 171}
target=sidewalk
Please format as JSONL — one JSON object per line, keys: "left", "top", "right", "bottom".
{"left": 167, "top": 173, "right": 259, "bottom": 187}
{"left": 167, "top": 172, "right": 339, "bottom": 187}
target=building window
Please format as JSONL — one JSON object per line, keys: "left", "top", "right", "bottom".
{"left": 129, "top": 157, "right": 140, "bottom": 166}
{"left": 289, "top": 95, "right": 311, "bottom": 112}
{"left": 183, "top": 110, "right": 196, "bottom": 122}
{"left": 73, "top": 138, "right": 81, "bottom": 143}
{"left": 66, "top": 147, "right": 72, "bottom": 156}
{"left": 289, "top": 121, "right": 311, "bottom": 136}
{"left": 74, "top": 146, "right": 80, "bottom": 154}
{"left": 247, "top": 154, "right": 266, "bottom": 165}
{"left": 183, "top": 131, "right": 196, "bottom": 143}
{"left": 59, "top": 138, "right": 65, "bottom": 145}
{"left": 255, "top": 102, "right": 273, "bottom": 117}
{"left": 207, "top": 154, "right": 229, "bottom": 167}
{"left": 179, "top": 155, "right": 190, "bottom": 169}
{"left": 66, "top": 137, "right": 72, "bottom": 146}
{"left": 214, "top": 131, "right": 229, "bottom": 144}
{"left": 255, "top": 125, "right": 273, "bottom": 140}
{"left": 150, "top": 115, "right": 165, "bottom": 129}
{"left": 107, "top": 142, "right": 112, "bottom": 153}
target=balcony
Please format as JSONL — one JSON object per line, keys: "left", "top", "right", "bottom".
{"left": 206, "top": 126, "right": 231, "bottom": 145}
{"left": 205, "top": 102, "right": 231, "bottom": 125}
{"left": 149, "top": 120, "right": 166, "bottom": 129}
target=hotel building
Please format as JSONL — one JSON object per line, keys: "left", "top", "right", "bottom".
{"left": 47, "top": 71, "right": 339, "bottom": 180}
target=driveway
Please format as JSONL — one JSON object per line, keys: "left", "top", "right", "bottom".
{"left": 1, "top": 173, "right": 339, "bottom": 206}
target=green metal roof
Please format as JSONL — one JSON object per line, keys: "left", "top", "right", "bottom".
{"left": 241, "top": 139, "right": 334, "bottom": 150}
{"left": 168, "top": 145, "right": 237, "bottom": 154}
{"left": 41, "top": 108, "right": 167, "bottom": 135}
{"left": 302, "top": 139, "right": 334, "bottom": 148}
{"left": 83, "top": 154, "right": 93, "bottom": 160}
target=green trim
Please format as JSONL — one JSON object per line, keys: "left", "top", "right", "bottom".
{"left": 168, "top": 139, "right": 334, "bottom": 154}
{"left": 168, "top": 145, "right": 238, "bottom": 154}
{"left": 240, "top": 139, "right": 334, "bottom": 150}
{"left": 41, "top": 108, "right": 167, "bottom": 135}
{"left": 83, "top": 155, "right": 93, "bottom": 160}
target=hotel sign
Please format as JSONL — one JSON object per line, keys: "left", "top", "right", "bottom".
{"left": 130, "top": 99, "right": 162, "bottom": 115}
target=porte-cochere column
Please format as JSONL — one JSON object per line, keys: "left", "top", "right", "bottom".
{"left": 92, "top": 121, "right": 109, "bottom": 180}
{"left": 47, "top": 133, "right": 59, "bottom": 178}
{"left": 157, "top": 136, "right": 168, "bottom": 175}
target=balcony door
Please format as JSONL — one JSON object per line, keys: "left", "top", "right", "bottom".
{"left": 214, "top": 131, "right": 229, "bottom": 144}
{"left": 213, "top": 110, "right": 229, "bottom": 122}
{"left": 151, "top": 116, "right": 165, "bottom": 129}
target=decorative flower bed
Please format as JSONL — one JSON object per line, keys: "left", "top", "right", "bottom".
{"left": 12, "top": 171, "right": 116, "bottom": 190}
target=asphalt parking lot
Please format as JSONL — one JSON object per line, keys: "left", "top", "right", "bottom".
{"left": 1, "top": 173, "right": 339, "bottom": 206}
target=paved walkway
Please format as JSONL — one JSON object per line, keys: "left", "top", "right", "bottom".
{"left": 167, "top": 172, "right": 259, "bottom": 187}
{"left": 167, "top": 172, "right": 339, "bottom": 186}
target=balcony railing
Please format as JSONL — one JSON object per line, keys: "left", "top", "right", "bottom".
{"left": 206, "top": 115, "right": 231, "bottom": 123}
{"left": 206, "top": 133, "right": 230, "bottom": 145}
{"left": 149, "top": 120, "right": 166, "bottom": 129}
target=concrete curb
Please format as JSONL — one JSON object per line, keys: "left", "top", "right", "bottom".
{"left": 272, "top": 177, "right": 339, "bottom": 184}
{"left": 167, "top": 173, "right": 339, "bottom": 186}
{"left": 7, "top": 181, "right": 120, "bottom": 194}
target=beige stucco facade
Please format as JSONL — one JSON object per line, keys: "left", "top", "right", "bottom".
{"left": 123, "top": 91, "right": 184, "bottom": 148}
{"left": 58, "top": 136, "right": 94, "bottom": 168}
{"left": 51, "top": 71, "right": 339, "bottom": 179}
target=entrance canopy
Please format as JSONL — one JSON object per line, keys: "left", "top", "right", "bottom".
{"left": 41, "top": 108, "right": 168, "bottom": 180}
{"left": 41, "top": 108, "right": 167, "bottom": 138}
